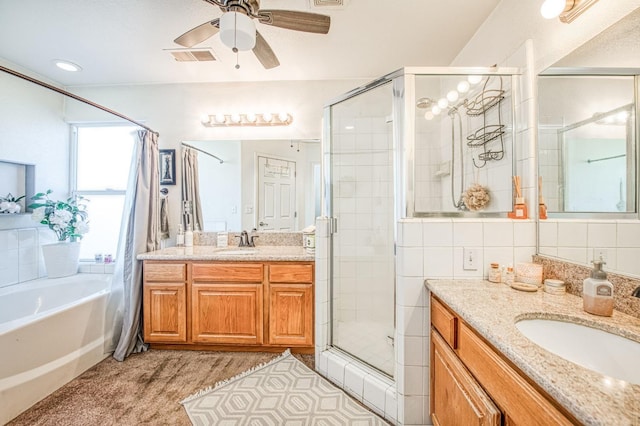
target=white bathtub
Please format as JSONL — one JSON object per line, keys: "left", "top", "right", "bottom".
{"left": 0, "top": 274, "right": 114, "bottom": 425}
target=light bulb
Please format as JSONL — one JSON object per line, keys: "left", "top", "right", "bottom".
{"left": 540, "top": 0, "right": 567, "bottom": 19}
{"left": 617, "top": 111, "right": 629, "bottom": 122}
{"left": 468, "top": 75, "right": 483, "bottom": 85}
{"left": 457, "top": 81, "right": 470, "bottom": 93}
{"left": 424, "top": 111, "right": 434, "bottom": 121}
{"left": 437, "top": 98, "right": 449, "bottom": 109}
{"left": 446, "top": 90, "right": 459, "bottom": 103}
{"left": 230, "top": 113, "right": 241, "bottom": 123}
{"left": 214, "top": 113, "right": 226, "bottom": 124}
{"left": 278, "top": 112, "right": 289, "bottom": 122}
{"left": 200, "top": 115, "right": 211, "bottom": 124}
{"left": 431, "top": 105, "right": 441, "bottom": 116}
{"left": 262, "top": 112, "right": 273, "bottom": 122}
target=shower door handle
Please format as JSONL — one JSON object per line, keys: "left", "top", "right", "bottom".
{"left": 329, "top": 217, "right": 338, "bottom": 235}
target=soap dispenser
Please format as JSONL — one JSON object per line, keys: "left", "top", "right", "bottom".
{"left": 583, "top": 259, "right": 614, "bottom": 317}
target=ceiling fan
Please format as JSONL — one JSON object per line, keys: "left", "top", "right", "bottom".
{"left": 174, "top": 0, "right": 331, "bottom": 69}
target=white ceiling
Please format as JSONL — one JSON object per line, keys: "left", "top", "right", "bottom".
{"left": 0, "top": 0, "right": 501, "bottom": 87}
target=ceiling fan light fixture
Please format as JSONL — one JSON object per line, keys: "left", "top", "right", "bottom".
{"left": 220, "top": 11, "right": 256, "bottom": 51}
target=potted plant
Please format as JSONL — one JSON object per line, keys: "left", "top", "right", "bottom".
{"left": 0, "top": 193, "right": 26, "bottom": 214}
{"left": 28, "top": 190, "right": 89, "bottom": 278}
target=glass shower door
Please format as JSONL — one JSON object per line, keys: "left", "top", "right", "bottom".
{"left": 329, "top": 81, "right": 396, "bottom": 377}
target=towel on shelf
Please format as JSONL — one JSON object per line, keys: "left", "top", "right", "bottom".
{"left": 160, "top": 196, "right": 170, "bottom": 240}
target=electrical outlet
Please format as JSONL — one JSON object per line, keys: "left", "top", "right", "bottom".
{"left": 463, "top": 248, "right": 478, "bottom": 270}
{"left": 593, "top": 248, "right": 608, "bottom": 263}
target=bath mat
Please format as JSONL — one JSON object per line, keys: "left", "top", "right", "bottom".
{"left": 181, "top": 350, "right": 388, "bottom": 425}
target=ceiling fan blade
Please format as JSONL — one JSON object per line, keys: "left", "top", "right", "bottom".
{"left": 258, "top": 10, "right": 330, "bottom": 34}
{"left": 253, "top": 31, "right": 280, "bottom": 69}
{"left": 174, "top": 19, "right": 220, "bottom": 47}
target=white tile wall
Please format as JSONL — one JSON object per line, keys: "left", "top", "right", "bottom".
{"left": 542, "top": 219, "right": 640, "bottom": 277}
{"left": 0, "top": 227, "right": 47, "bottom": 288}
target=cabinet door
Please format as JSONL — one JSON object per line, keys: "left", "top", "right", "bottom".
{"left": 268, "top": 283, "right": 313, "bottom": 346}
{"left": 143, "top": 282, "right": 187, "bottom": 343}
{"left": 192, "top": 283, "right": 263, "bottom": 345}
{"left": 431, "top": 328, "right": 501, "bottom": 426}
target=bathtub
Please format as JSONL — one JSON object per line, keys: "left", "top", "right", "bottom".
{"left": 0, "top": 274, "right": 113, "bottom": 424}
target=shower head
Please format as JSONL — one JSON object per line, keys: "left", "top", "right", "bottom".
{"left": 416, "top": 97, "right": 435, "bottom": 109}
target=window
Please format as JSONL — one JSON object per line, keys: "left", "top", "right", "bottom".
{"left": 72, "top": 125, "right": 137, "bottom": 260}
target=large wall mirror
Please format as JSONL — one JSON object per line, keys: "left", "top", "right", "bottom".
{"left": 537, "top": 8, "right": 640, "bottom": 277}
{"left": 182, "top": 139, "right": 321, "bottom": 233}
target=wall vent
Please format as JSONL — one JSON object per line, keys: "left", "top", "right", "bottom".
{"left": 308, "top": 0, "right": 348, "bottom": 9}
{"left": 168, "top": 49, "right": 216, "bottom": 62}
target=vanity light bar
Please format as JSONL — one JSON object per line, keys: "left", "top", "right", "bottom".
{"left": 201, "top": 113, "right": 293, "bottom": 127}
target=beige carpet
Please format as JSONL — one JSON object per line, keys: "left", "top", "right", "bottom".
{"left": 8, "top": 350, "right": 314, "bottom": 426}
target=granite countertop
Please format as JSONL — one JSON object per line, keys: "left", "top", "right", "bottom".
{"left": 426, "top": 279, "right": 640, "bottom": 426}
{"left": 137, "top": 245, "right": 314, "bottom": 262}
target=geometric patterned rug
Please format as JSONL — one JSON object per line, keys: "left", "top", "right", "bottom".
{"left": 181, "top": 350, "right": 388, "bottom": 425}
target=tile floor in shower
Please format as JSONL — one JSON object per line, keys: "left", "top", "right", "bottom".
{"left": 333, "top": 319, "right": 395, "bottom": 377}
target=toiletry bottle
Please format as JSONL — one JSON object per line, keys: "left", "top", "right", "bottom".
{"left": 583, "top": 259, "right": 614, "bottom": 317}
{"left": 176, "top": 224, "right": 185, "bottom": 247}
{"left": 488, "top": 263, "right": 502, "bottom": 283}
{"left": 505, "top": 265, "right": 515, "bottom": 285}
{"left": 184, "top": 224, "right": 194, "bottom": 247}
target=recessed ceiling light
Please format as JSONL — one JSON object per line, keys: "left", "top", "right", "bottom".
{"left": 54, "top": 60, "right": 82, "bottom": 72}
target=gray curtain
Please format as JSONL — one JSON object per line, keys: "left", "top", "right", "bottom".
{"left": 181, "top": 147, "right": 203, "bottom": 231}
{"left": 112, "top": 130, "right": 161, "bottom": 362}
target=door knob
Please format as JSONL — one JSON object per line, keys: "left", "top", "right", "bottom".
{"left": 259, "top": 221, "right": 269, "bottom": 227}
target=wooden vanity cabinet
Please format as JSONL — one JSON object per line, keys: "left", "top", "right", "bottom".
{"left": 430, "top": 295, "right": 576, "bottom": 426}
{"left": 142, "top": 260, "right": 314, "bottom": 352}
{"left": 143, "top": 262, "right": 187, "bottom": 343}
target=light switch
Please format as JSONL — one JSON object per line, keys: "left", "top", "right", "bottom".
{"left": 463, "top": 248, "right": 478, "bottom": 270}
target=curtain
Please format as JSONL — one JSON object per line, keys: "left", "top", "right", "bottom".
{"left": 111, "top": 130, "right": 161, "bottom": 362}
{"left": 181, "top": 147, "right": 203, "bottom": 231}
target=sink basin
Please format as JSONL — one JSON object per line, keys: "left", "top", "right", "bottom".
{"left": 215, "top": 248, "right": 258, "bottom": 255}
{"left": 515, "top": 318, "right": 640, "bottom": 385}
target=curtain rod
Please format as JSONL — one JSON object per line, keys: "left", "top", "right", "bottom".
{"left": 181, "top": 143, "right": 224, "bottom": 164}
{"left": 0, "top": 64, "right": 158, "bottom": 135}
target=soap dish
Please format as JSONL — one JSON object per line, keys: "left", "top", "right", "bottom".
{"left": 510, "top": 282, "right": 538, "bottom": 292}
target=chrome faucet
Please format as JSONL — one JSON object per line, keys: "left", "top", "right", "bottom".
{"left": 632, "top": 286, "right": 640, "bottom": 298}
{"left": 238, "top": 230, "right": 249, "bottom": 247}
{"left": 237, "top": 230, "right": 258, "bottom": 247}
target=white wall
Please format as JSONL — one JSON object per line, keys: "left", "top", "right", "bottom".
{"left": 0, "top": 62, "right": 71, "bottom": 286}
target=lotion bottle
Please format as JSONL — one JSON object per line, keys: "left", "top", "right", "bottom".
{"left": 176, "top": 224, "right": 185, "bottom": 247}
{"left": 583, "top": 259, "right": 614, "bottom": 317}
{"left": 184, "top": 224, "right": 194, "bottom": 247}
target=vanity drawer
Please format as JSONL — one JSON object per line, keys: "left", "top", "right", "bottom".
{"left": 192, "top": 263, "right": 264, "bottom": 283}
{"left": 144, "top": 263, "right": 186, "bottom": 282}
{"left": 457, "top": 322, "right": 574, "bottom": 425}
{"left": 431, "top": 295, "right": 458, "bottom": 349}
{"left": 269, "top": 263, "right": 314, "bottom": 283}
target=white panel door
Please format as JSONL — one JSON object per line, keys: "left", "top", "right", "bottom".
{"left": 257, "top": 156, "right": 296, "bottom": 231}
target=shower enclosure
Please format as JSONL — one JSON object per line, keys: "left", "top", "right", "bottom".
{"left": 324, "top": 68, "right": 517, "bottom": 378}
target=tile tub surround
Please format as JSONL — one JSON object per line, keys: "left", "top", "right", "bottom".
{"left": 194, "top": 231, "right": 304, "bottom": 247}
{"left": 426, "top": 279, "right": 640, "bottom": 425}
{"left": 533, "top": 255, "right": 640, "bottom": 319}
{"left": 137, "top": 245, "right": 314, "bottom": 262}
